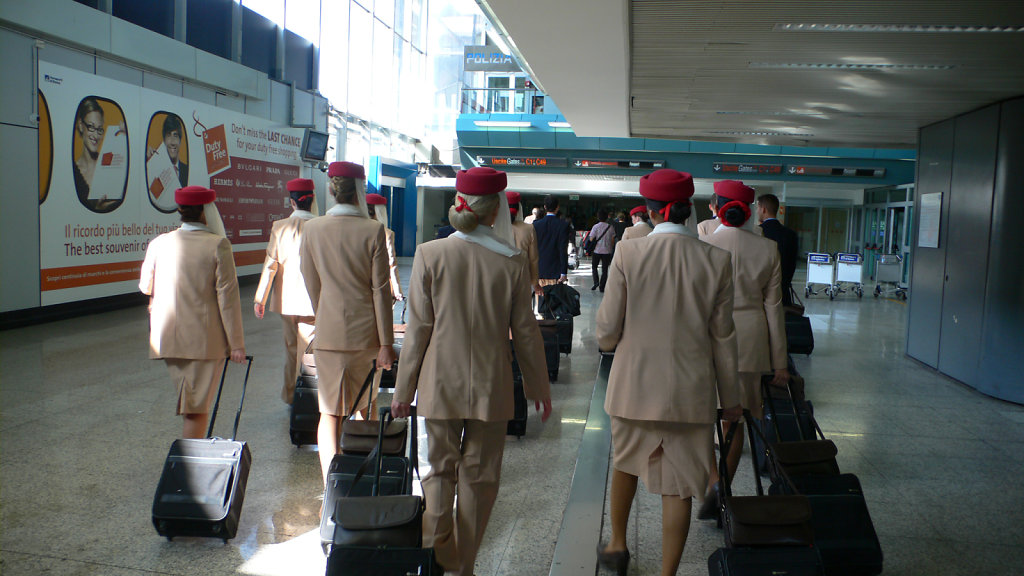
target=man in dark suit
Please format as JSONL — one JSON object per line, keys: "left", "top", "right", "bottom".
{"left": 758, "top": 193, "right": 799, "bottom": 306}
{"left": 533, "top": 195, "right": 570, "bottom": 286}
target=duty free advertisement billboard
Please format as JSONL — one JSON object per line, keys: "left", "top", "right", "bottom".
{"left": 38, "top": 62, "right": 307, "bottom": 306}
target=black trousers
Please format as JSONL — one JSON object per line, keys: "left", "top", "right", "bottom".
{"left": 592, "top": 253, "right": 613, "bottom": 291}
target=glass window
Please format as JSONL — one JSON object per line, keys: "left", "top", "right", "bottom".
{"left": 242, "top": 0, "right": 284, "bottom": 27}
{"left": 375, "top": 0, "right": 394, "bottom": 28}
{"left": 395, "top": 0, "right": 409, "bottom": 39}
{"left": 348, "top": 3, "right": 373, "bottom": 118}
{"left": 285, "top": 0, "right": 320, "bottom": 44}
{"left": 410, "top": 0, "right": 426, "bottom": 50}
{"left": 371, "top": 20, "right": 395, "bottom": 125}
{"left": 319, "top": 0, "right": 349, "bottom": 109}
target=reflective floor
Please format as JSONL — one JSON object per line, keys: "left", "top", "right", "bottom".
{"left": 2, "top": 260, "right": 1022, "bottom": 575}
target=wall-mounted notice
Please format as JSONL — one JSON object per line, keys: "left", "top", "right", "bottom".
{"left": 918, "top": 192, "right": 942, "bottom": 248}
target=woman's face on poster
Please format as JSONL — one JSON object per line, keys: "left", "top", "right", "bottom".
{"left": 79, "top": 110, "right": 104, "bottom": 155}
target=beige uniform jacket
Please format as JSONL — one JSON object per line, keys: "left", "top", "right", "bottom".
{"left": 702, "top": 226, "right": 787, "bottom": 373}
{"left": 511, "top": 221, "right": 540, "bottom": 284}
{"left": 394, "top": 237, "right": 551, "bottom": 422}
{"left": 384, "top": 227, "right": 404, "bottom": 299}
{"left": 254, "top": 212, "right": 315, "bottom": 316}
{"left": 697, "top": 217, "right": 721, "bottom": 239}
{"left": 140, "top": 227, "right": 244, "bottom": 359}
{"left": 621, "top": 222, "right": 652, "bottom": 241}
{"left": 596, "top": 230, "right": 739, "bottom": 424}
{"left": 300, "top": 214, "right": 394, "bottom": 351}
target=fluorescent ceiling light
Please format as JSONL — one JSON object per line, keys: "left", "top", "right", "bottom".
{"left": 717, "top": 110, "right": 827, "bottom": 117}
{"left": 708, "top": 131, "right": 815, "bottom": 137}
{"left": 750, "top": 62, "right": 954, "bottom": 71}
{"left": 548, "top": 121, "right": 572, "bottom": 128}
{"left": 473, "top": 120, "right": 531, "bottom": 128}
{"left": 775, "top": 23, "right": 1024, "bottom": 33}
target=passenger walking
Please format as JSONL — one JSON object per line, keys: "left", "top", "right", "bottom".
{"left": 697, "top": 194, "right": 720, "bottom": 238}
{"left": 253, "top": 177, "right": 317, "bottom": 405}
{"left": 392, "top": 167, "right": 552, "bottom": 576}
{"left": 757, "top": 193, "right": 800, "bottom": 306}
{"left": 620, "top": 205, "right": 652, "bottom": 240}
{"left": 139, "top": 185, "right": 246, "bottom": 439}
{"left": 596, "top": 169, "right": 741, "bottom": 576}
{"left": 533, "top": 195, "right": 571, "bottom": 286}
{"left": 697, "top": 180, "right": 789, "bottom": 520}
{"left": 588, "top": 209, "right": 615, "bottom": 291}
{"left": 299, "top": 161, "right": 396, "bottom": 485}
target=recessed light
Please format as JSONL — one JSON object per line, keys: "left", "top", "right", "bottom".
{"left": 716, "top": 110, "right": 828, "bottom": 117}
{"left": 749, "top": 62, "right": 954, "bottom": 71}
{"left": 473, "top": 121, "right": 531, "bottom": 128}
{"left": 775, "top": 23, "right": 1024, "bottom": 33}
{"left": 547, "top": 121, "right": 572, "bottom": 128}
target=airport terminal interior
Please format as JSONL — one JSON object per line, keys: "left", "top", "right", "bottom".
{"left": 3, "top": 262, "right": 1024, "bottom": 575}
{"left": 3, "top": 1, "right": 1024, "bottom": 575}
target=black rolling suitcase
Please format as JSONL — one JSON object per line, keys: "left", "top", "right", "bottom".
{"left": 709, "top": 546, "right": 824, "bottom": 576}
{"left": 804, "top": 493, "right": 883, "bottom": 576}
{"left": 708, "top": 411, "right": 824, "bottom": 576}
{"left": 762, "top": 381, "right": 840, "bottom": 482}
{"left": 538, "top": 319, "right": 560, "bottom": 381}
{"left": 753, "top": 374, "right": 817, "bottom": 475}
{"left": 326, "top": 407, "right": 441, "bottom": 575}
{"left": 153, "top": 356, "right": 254, "bottom": 541}
{"left": 290, "top": 371, "right": 319, "bottom": 446}
{"left": 555, "top": 317, "right": 573, "bottom": 354}
{"left": 507, "top": 372, "right": 528, "bottom": 438}
{"left": 320, "top": 372, "right": 412, "bottom": 551}
{"left": 785, "top": 312, "right": 814, "bottom": 355}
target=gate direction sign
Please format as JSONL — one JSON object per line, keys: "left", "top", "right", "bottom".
{"left": 476, "top": 156, "right": 567, "bottom": 168}
{"left": 574, "top": 159, "right": 665, "bottom": 169}
{"left": 712, "top": 162, "right": 783, "bottom": 175}
{"left": 786, "top": 165, "right": 886, "bottom": 177}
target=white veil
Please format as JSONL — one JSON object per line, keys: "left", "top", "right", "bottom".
{"left": 203, "top": 203, "right": 227, "bottom": 238}
{"left": 491, "top": 190, "right": 515, "bottom": 246}
{"left": 373, "top": 204, "right": 389, "bottom": 229}
{"left": 355, "top": 178, "right": 370, "bottom": 218}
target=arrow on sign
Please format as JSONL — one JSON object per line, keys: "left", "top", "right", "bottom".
{"left": 574, "top": 160, "right": 582, "bottom": 167}
{"left": 713, "top": 163, "right": 722, "bottom": 172}
{"left": 788, "top": 166, "right": 797, "bottom": 174}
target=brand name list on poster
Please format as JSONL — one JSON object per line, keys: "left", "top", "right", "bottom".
{"left": 231, "top": 123, "right": 301, "bottom": 161}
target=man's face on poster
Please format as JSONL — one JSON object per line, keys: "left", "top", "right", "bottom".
{"left": 164, "top": 128, "right": 181, "bottom": 164}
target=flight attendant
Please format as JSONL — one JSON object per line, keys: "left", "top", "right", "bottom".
{"left": 392, "top": 167, "right": 553, "bottom": 576}
{"left": 697, "top": 179, "right": 789, "bottom": 519}
{"left": 365, "top": 192, "right": 405, "bottom": 302}
{"left": 506, "top": 190, "right": 542, "bottom": 295}
{"left": 300, "top": 161, "right": 395, "bottom": 485}
{"left": 596, "top": 169, "right": 741, "bottom": 576}
{"left": 620, "top": 205, "right": 653, "bottom": 241}
{"left": 140, "top": 185, "right": 246, "bottom": 439}
{"left": 254, "top": 177, "right": 317, "bottom": 405}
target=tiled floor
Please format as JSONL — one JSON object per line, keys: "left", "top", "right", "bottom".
{"left": 2, "top": 260, "right": 1022, "bottom": 575}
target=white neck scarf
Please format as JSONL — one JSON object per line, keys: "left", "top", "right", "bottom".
{"left": 650, "top": 222, "right": 697, "bottom": 238}
{"left": 180, "top": 222, "right": 211, "bottom": 233}
{"left": 291, "top": 209, "right": 315, "bottom": 220}
{"left": 452, "top": 226, "right": 521, "bottom": 257}
{"left": 326, "top": 204, "right": 366, "bottom": 217}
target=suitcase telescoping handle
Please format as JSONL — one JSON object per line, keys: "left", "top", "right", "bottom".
{"left": 373, "top": 405, "right": 418, "bottom": 497}
{"left": 206, "top": 355, "right": 254, "bottom": 441}
{"left": 715, "top": 409, "right": 801, "bottom": 501}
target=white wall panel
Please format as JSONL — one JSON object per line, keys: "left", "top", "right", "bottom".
{"left": 196, "top": 51, "right": 266, "bottom": 100}
{"left": 270, "top": 81, "right": 291, "bottom": 124}
{"left": 96, "top": 58, "right": 143, "bottom": 86}
{"left": 0, "top": 124, "right": 41, "bottom": 312}
{"left": 110, "top": 18, "right": 195, "bottom": 79}
{"left": 216, "top": 92, "right": 245, "bottom": 113}
{"left": 0, "top": 28, "right": 36, "bottom": 127}
{"left": 37, "top": 41, "right": 94, "bottom": 73}
{"left": 183, "top": 83, "right": 216, "bottom": 105}
{"left": 143, "top": 71, "right": 183, "bottom": 97}
{"left": 1, "top": 0, "right": 110, "bottom": 53}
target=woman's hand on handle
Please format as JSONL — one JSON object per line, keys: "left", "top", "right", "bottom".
{"left": 721, "top": 404, "right": 742, "bottom": 423}
{"left": 535, "top": 397, "right": 553, "bottom": 422}
{"left": 230, "top": 348, "right": 246, "bottom": 363}
{"left": 391, "top": 399, "right": 412, "bottom": 419}
{"left": 253, "top": 302, "right": 265, "bottom": 319}
{"left": 377, "top": 345, "right": 396, "bottom": 371}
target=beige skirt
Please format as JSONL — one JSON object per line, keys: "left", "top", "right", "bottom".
{"left": 738, "top": 371, "right": 764, "bottom": 419}
{"left": 314, "top": 348, "right": 377, "bottom": 416}
{"left": 610, "top": 416, "right": 714, "bottom": 498}
{"left": 165, "top": 358, "right": 223, "bottom": 415}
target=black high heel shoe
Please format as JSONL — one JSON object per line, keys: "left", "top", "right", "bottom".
{"left": 596, "top": 544, "right": 630, "bottom": 575}
{"left": 697, "top": 482, "right": 720, "bottom": 521}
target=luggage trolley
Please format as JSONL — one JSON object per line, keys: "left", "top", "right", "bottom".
{"left": 873, "top": 254, "right": 906, "bottom": 300}
{"left": 805, "top": 253, "right": 834, "bottom": 298}
{"left": 831, "top": 253, "right": 864, "bottom": 299}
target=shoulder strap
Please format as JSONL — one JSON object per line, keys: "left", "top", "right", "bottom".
{"left": 345, "top": 365, "right": 378, "bottom": 420}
